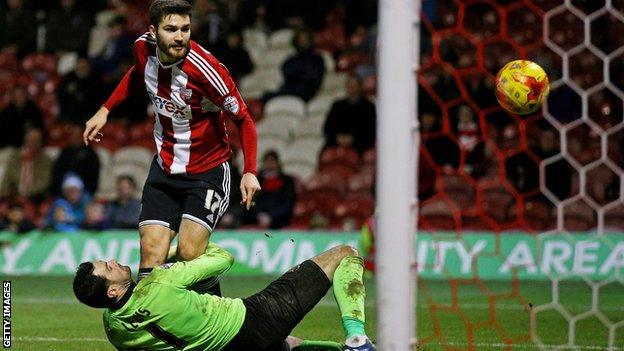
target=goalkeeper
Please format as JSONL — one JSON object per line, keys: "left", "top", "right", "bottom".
{"left": 73, "top": 243, "right": 375, "bottom": 351}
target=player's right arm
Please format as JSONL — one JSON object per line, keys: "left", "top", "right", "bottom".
{"left": 159, "top": 243, "right": 234, "bottom": 288}
{"left": 84, "top": 34, "right": 150, "bottom": 145}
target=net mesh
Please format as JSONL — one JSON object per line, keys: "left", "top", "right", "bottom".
{"left": 416, "top": 0, "right": 624, "bottom": 349}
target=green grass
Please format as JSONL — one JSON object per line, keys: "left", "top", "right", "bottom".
{"left": 7, "top": 276, "right": 623, "bottom": 350}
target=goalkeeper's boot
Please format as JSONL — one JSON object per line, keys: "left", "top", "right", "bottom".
{"left": 342, "top": 338, "right": 375, "bottom": 351}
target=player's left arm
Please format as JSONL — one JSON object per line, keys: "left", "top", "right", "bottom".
{"left": 191, "top": 45, "right": 261, "bottom": 209}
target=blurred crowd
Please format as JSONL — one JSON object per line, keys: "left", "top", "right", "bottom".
{"left": 1, "top": 0, "right": 623, "bottom": 234}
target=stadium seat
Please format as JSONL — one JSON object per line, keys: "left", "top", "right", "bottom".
{"left": 306, "top": 171, "right": 347, "bottom": 195}
{"left": 283, "top": 160, "right": 316, "bottom": 182}
{"left": 256, "top": 115, "right": 297, "bottom": 141}
{"left": 604, "top": 203, "right": 624, "bottom": 230}
{"left": 306, "top": 94, "right": 335, "bottom": 117}
{"left": 480, "top": 185, "right": 515, "bottom": 222}
{"left": 112, "top": 146, "right": 153, "bottom": 168}
{"left": 319, "top": 146, "right": 359, "bottom": 170}
{"left": 294, "top": 113, "right": 325, "bottom": 138}
{"left": 257, "top": 136, "right": 287, "bottom": 160}
{"left": 437, "top": 174, "right": 475, "bottom": 210}
{"left": 239, "top": 72, "right": 265, "bottom": 100}
{"left": 510, "top": 200, "right": 553, "bottom": 232}
{"left": 335, "top": 193, "right": 374, "bottom": 219}
{"left": 242, "top": 28, "right": 268, "bottom": 50}
{"left": 257, "top": 68, "right": 283, "bottom": 92}
{"left": 320, "top": 72, "right": 348, "bottom": 97}
{"left": 281, "top": 136, "right": 324, "bottom": 166}
{"left": 95, "top": 166, "right": 117, "bottom": 200}
{"left": 0, "top": 52, "right": 18, "bottom": 71}
{"left": 347, "top": 170, "right": 375, "bottom": 194}
{"left": 255, "top": 47, "right": 295, "bottom": 69}
{"left": 21, "top": 53, "right": 57, "bottom": 75}
{"left": 320, "top": 50, "right": 336, "bottom": 72}
{"left": 419, "top": 198, "right": 459, "bottom": 230}
{"left": 563, "top": 200, "right": 596, "bottom": 231}
{"left": 269, "top": 28, "right": 295, "bottom": 49}
{"left": 264, "top": 95, "right": 306, "bottom": 120}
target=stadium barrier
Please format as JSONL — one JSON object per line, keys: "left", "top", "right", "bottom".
{"left": 1, "top": 231, "right": 622, "bottom": 279}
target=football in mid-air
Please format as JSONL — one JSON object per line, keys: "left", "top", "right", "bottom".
{"left": 495, "top": 60, "right": 549, "bottom": 115}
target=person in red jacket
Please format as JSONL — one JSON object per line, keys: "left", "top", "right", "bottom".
{"left": 83, "top": 0, "right": 260, "bottom": 295}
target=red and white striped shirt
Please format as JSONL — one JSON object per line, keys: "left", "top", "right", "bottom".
{"left": 103, "top": 32, "right": 257, "bottom": 175}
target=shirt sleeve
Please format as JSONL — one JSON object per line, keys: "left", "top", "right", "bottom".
{"left": 158, "top": 243, "right": 234, "bottom": 288}
{"left": 189, "top": 44, "right": 258, "bottom": 174}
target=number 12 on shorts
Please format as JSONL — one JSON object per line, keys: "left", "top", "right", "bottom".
{"left": 204, "top": 189, "right": 222, "bottom": 215}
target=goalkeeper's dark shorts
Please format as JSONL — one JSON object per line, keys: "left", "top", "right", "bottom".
{"left": 222, "top": 260, "right": 332, "bottom": 351}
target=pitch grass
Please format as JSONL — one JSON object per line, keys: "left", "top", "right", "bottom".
{"left": 8, "top": 276, "right": 623, "bottom": 350}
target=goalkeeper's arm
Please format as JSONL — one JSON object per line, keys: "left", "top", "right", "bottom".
{"left": 158, "top": 243, "right": 234, "bottom": 288}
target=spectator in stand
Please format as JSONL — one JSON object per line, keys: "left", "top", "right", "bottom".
{"left": 0, "top": 128, "right": 53, "bottom": 203}
{"left": 243, "top": 150, "right": 296, "bottom": 229}
{"left": 57, "top": 57, "right": 104, "bottom": 124}
{"left": 192, "top": 0, "right": 228, "bottom": 49}
{"left": 46, "top": 174, "right": 91, "bottom": 232}
{"left": 212, "top": 31, "right": 254, "bottom": 82}
{"left": 0, "top": 0, "right": 37, "bottom": 57}
{"left": 0, "top": 86, "right": 45, "bottom": 148}
{"left": 45, "top": 0, "right": 93, "bottom": 55}
{"left": 323, "top": 74, "right": 376, "bottom": 154}
{"left": 82, "top": 201, "right": 110, "bottom": 231}
{"left": 50, "top": 124, "right": 100, "bottom": 196}
{"left": 90, "top": 16, "right": 134, "bottom": 78}
{"left": 105, "top": 175, "right": 140, "bottom": 229}
{"left": 265, "top": 28, "right": 325, "bottom": 102}
{"left": 0, "top": 201, "right": 36, "bottom": 234}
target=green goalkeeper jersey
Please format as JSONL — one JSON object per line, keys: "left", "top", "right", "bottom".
{"left": 103, "top": 244, "right": 246, "bottom": 351}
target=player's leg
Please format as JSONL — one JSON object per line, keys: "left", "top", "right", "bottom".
{"left": 137, "top": 160, "right": 183, "bottom": 280}
{"left": 310, "top": 246, "right": 373, "bottom": 350}
{"left": 138, "top": 224, "right": 176, "bottom": 279}
{"left": 177, "top": 161, "right": 231, "bottom": 295}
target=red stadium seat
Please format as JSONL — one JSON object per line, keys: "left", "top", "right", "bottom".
{"left": 419, "top": 197, "right": 459, "bottom": 230}
{"left": 306, "top": 169, "right": 348, "bottom": 194}
{"left": 0, "top": 52, "right": 18, "bottom": 70}
{"left": 510, "top": 199, "right": 554, "bottom": 232}
{"left": 480, "top": 185, "right": 516, "bottom": 222}
{"left": 604, "top": 203, "right": 624, "bottom": 230}
{"left": 438, "top": 174, "right": 476, "bottom": 211}
{"left": 563, "top": 200, "right": 596, "bottom": 232}
{"left": 347, "top": 170, "right": 374, "bottom": 193}
{"left": 319, "top": 146, "right": 359, "bottom": 170}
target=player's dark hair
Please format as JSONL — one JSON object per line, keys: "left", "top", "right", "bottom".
{"left": 73, "top": 262, "right": 116, "bottom": 308}
{"left": 149, "top": 0, "right": 193, "bottom": 27}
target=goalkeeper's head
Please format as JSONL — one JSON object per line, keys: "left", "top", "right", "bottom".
{"left": 73, "top": 259, "right": 132, "bottom": 308}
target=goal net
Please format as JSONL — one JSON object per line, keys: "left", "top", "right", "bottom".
{"left": 413, "top": 0, "right": 624, "bottom": 349}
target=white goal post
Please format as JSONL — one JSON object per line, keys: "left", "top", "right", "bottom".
{"left": 376, "top": 0, "right": 420, "bottom": 349}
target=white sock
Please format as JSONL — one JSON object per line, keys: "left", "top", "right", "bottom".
{"left": 345, "top": 334, "right": 368, "bottom": 347}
